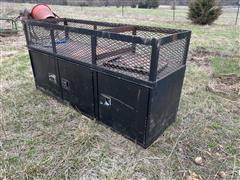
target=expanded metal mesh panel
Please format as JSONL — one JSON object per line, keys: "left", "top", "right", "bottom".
{"left": 95, "top": 22, "right": 120, "bottom": 29}
{"left": 136, "top": 30, "right": 166, "bottom": 39}
{"left": 97, "top": 45, "right": 169, "bottom": 80}
{"left": 99, "top": 56, "right": 149, "bottom": 81}
{"left": 24, "top": 19, "right": 190, "bottom": 82}
{"left": 97, "top": 40, "right": 154, "bottom": 79}
{"left": 67, "top": 22, "right": 94, "bottom": 30}
{"left": 157, "top": 37, "right": 187, "bottom": 78}
{"left": 137, "top": 26, "right": 181, "bottom": 34}
{"left": 54, "top": 29, "right": 65, "bottom": 41}
{"left": 159, "top": 38, "right": 186, "bottom": 65}
{"left": 96, "top": 25, "right": 112, "bottom": 30}
{"left": 119, "top": 31, "right": 134, "bottom": 36}
{"left": 56, "top": 31, "right": 92, "bottom": 63}
{"left": 28, "top": 24, "right": 52, "bottom": 52}
{"left": 97, "top": 38, "right": 132, "bottom": 58}
{"left": 97, "top": 25, "right": 133, "bottom": 36}
{"left": 135, "top": 25, "right": 181, "bottom": 39}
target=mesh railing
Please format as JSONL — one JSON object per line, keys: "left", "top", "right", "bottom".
{"left": 56, "top": 30, "right": 92, "bottom": 63}
{"left": 157, "top": 36, "right": 188, "bottom": 78}
{"left": 24, "top": 18, "right": 190, "bottom": 82}
{"left": 27, "top": 24, "right": 52, "bottom": 52}
{"left": 67, "top": 22, "right": 94, "bottom": 30}
{"left": 97, "top": 41, "right": 153, "bottom": 80}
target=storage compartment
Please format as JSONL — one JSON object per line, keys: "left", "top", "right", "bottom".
{"left": 30, "top": 51, "right": 61, "bottom": 98}
{"left": 58, "top": 59, "right": 94, "bottom": 116}
{"left": 146, "top": 66, "right": 186, "bottom": 147}
{"left": 23, "top": 18, "right": 191, "bottom": 148}
{"left": 98, "top": 74, "right": 149, "bottom": 144}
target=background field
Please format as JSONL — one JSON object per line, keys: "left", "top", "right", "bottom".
{"left": 0, "top": 3, "right": 240, "bottom": 179}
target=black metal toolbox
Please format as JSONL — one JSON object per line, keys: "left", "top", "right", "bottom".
{"left": 22, "top": 18, "right": 191, "bottom": 148}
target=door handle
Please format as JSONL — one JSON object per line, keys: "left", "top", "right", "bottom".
{"left": 61, "top": 78, "right": 70, "bottom": 90}
{"left": 100, "top": 94, "right": 111, "bottom": 107}
{"left": 48, "top": 73, "right": 57, "bottom": 84}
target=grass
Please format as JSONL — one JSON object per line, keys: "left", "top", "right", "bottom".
{"left": 0, "top": 3, "right": 240, "bottom": 179}
{"left": 211, "top": 57, "right": 240, "bottom": 76}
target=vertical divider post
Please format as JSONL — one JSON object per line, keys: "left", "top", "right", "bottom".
{"left": 149, "top": 38, "right": 160, "bottom": 82}
{"left": 91, "top": 33, "right": 97, "bottom": 65}
{"left": 64, "top": 18, "right": 69, "bottom": 40}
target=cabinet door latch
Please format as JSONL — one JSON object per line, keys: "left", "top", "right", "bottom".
{"left": 61, "top": 78, "right": 70, "bottom": 90}
{"left": 99, "top": 94, "right": 111, "bottom": 107}
{"left": 48, "top": 73, "right": 57, "bottom": 84}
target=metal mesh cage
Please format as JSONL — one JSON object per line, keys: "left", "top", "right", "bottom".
{"left": 56, "top": 30, "right": 92, "bottom": 63}
{"left": 67, "top": 22, "right": 94, "bottom": 30}
{"left": 97, "top": 40, "right": 153, "bottom": 80}
{"left": 27, "top": 24, "right": 52, "bottom": 52}
{"left": 136, "top": 30, "right": 166, "bottom": 39}
{"left": 24, "top": 18, "right": 190, "bottom": 82}
{"left": 157, "top": 37, "right": 188, "bottom": 78}
{"left": 97, "top": 38, "right": 132, "bottom": 59}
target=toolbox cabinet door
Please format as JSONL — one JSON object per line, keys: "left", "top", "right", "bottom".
{"left": 58, "top": 59, "right": 94, "bottom": 116}
{"left": 30, "top": 51, "right": 61, "bottom": 98}
{"left": 98, "top": 74, "right": 149, "bottom": 144}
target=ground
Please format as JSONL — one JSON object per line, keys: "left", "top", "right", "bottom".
{"left": 0, "top": 3, "right": 240, "bottom": 180}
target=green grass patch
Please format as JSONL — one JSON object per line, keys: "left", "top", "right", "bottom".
{"left": 5, "top": 156, "right": 19, "bottom": 165}
{"left": 225, "top": 145, "right": 238, "bottom": 155}
{"left": 207, "top": 141, "right": 218, "bottom": 148}
{"left": 211, "top": 121, "right": 221, "bottom": 130}
{"left": 211, "top": 57, "right": 240, "bottom": 76}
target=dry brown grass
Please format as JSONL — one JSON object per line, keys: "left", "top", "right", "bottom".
{"left": 0, "top": 2, "right": 240, "bottom": 179}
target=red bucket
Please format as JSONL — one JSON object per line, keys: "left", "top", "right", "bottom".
{"left": 31, "top": 4, "right": 55, "bottom": 20}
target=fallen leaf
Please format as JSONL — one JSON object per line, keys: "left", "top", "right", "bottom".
{"left": 188, "top": 170, "right": 203, "bottom": 180}
{"left": 218, "top": 171, "right": 226, "bottom": 178}
{"left": 194, "top": 156, "right": 204, "bottom": 165}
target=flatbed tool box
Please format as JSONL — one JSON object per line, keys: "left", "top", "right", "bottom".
{"left": 22, "top": 18, "right": 191, "bottom": 148}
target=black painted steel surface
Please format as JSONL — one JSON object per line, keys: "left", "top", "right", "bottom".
{"left": 23, "top": 18, "right": 191, "bottom": 148}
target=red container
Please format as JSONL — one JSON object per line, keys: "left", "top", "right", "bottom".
{"left": 31, "top": 4, "right": 55, "bottom": 20}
